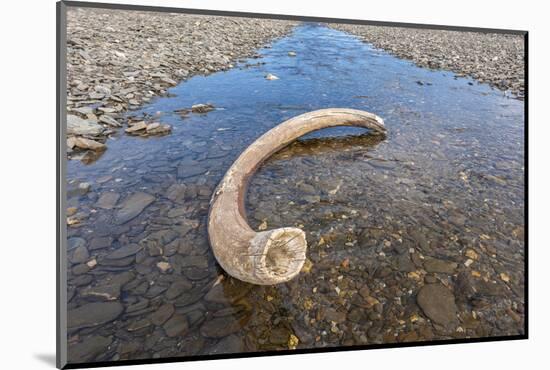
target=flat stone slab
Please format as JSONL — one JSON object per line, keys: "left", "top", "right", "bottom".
{"left": 68, "top": 335, "right": 112, "bottom": 363}
{"left": 416, "top": 283, "right": 458, "bottom": 326}
{"left": 96, "top": 192, "right": 120, "bottom": 209}
{"left": 150, "top": 303, "right": 175, "bottom": 326}
{"left": 68, "top": 302, "right": 124, "bottom": 330}
{"left": 68, "top": 237, "right": 86, "bottom": 251}
{"left": 423, "top": 257, "right": 458, "bottom": 274}
{"left": 163, "top": 314, "right": 189, "bottom": 337}
{"left": 105, "top": 243, "right": 143, "bottom": 260}
{"left": 209, "top": 334, "right": 244, "bottom": 354}
{"left": 200, "top": 316, "right": 243, "bottom": 338}
{"left": 114, "top": 192, "right": 155, "bottom": 224}
{"left": 67, "top": 115, "right": 105, "bottom": 136}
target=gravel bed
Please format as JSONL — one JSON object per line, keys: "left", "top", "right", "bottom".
{"left": 330, "top": 24, "right": 525, "bottom": 98}
{"left": 65, "top": 7, "right": 296, "bottom": 151}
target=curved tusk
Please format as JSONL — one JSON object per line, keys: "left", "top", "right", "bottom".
{"left": 207, "top": 108, "right": 386, "bottom": 285}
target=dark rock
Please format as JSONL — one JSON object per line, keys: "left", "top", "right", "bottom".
{"left": 173, "top": 255, "right": 209, "bottom": 269}
{"left": 476, "top": 279, "right": 506, "bottom": 297}
{"left": 394, "top": 253, "right": 415, "bottom": 272}
{"left": 213, "top": 306, "right": 245, "bottom": 318}
{"left": 358, "top": 285, "right": 371, "bottom": 298}
{"left": 70, "top": 245, "right": 89, "bottom": 264}
{"left": 72, "top": 264, "right": 91, "bottom": 275}
{"left": 424, "top": 275, "right": 438, "bottom": 284}
{"left": 143, "top": 229, "right": 179, "bottom": 246}
{"left": 99, "top": 255, "right": 135, "bottom": 267}
{"left": 269, "top": 327, "right": 291, "bottom": 345}
{"left": 151, "top": 303, "right": 175, "bottom": 326}
{"left": 209, "top": 334, "right": 244, "bottom": 354}
{"left": 126, "top": 298, "right": 149, "bottom": 314}
{"left": 68, "top": 237, "right": 86, "bottom": 251}
{"left": 416, "top": 283, "right": 458, "bottom": 326}
{"left": 454, "top": 271, "right": 476, "bottom": 305}
{"left": 144, "top": 284, "right": 168, "bottom": 298}
{"left": 127, "top": 318, "right": 151, "bottom": 332}
{"left": 147, "top": 243, "right": 162, "bottom": 257}
{"left": 81, "top": 283, "right": 120, "bottom": 301}
{"left": 163, "top": 240, "right": 179, "bottom": 256}
{"left": 96, "top": 192, "right": 120, "bottom": 209}
{"left": 348, "top": 308, "right": 364, "bottom": 323}
{"left": 324, "top": 308, "right": 346, "bottom": 323}
{"left": 72, "top": 274, "right": 94, "bottom": 287}
{"left": 423, "top": 257, "right": 458, "bottom": 274}
{"left": 118, "top": 341, "right": 141, "bottom": 355}
{"left": 173, "top": 288, "right": 205, "bottom": 307}
{"left": 163, "top": 314, "right": 189, "bottom": 337}
{"left": 204, "top": 279, "right": 252, "bottom": 304}
{"left": 105, "top": 243, "right": 142, "bottom": 259}
{"left": 114, "top": 192, "right": 155, "bottom": 224}
{"left": 165, "top": 183, "right": 186, "bottom": 202}
{"left": 177, "top": 163, "right": 207, "bottom": 179}
{"left": 165, "top": 279, "right": 193, "bottom": 300}
{"left": 68, "top": 302, "right": 124, "bottom": 330}
{"left": 186, "top": 309, "right": 205, "bottom": 327}
{"left": 81, "top": 272, "right": 134, "bottom": 301}
{"left": 68, "top": 335, "right": 112, "bottom": 363}
{"left": 200, "top": 316, "right": 244, "bottom": 338}
{"left": 183, "top": 268, "right": 211, "bottom": 281}
{"left": 178, "top": 333, "right": 205, "bottom": 356}
{"left": 89, "top": 237, "right": 113, "bottom": 251}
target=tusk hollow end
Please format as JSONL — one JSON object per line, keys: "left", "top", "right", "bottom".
{"left": 249, "top": 227, "right": 307, "bottom": 285}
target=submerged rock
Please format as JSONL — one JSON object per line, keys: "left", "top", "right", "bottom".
{"left": 68, "top": 335, "right": 112, "bottom": 363}
{"left": 114, "top": 192, "right": 155, "bottom": 224}
{"left": 67, "top": 237, "right": 86, "bottom": 251}
{"left": 69, "top": 245, "right": 89, "bottom": 264}
{"left": 163, "top": 314, "right": 189, "bottom": 337}
{"left": 96, "top": 192, "right": 120, "bottom": 210}
{"left": 200, "top": 316, "right": 243, "bottom": 338}
{"left": 204, "top": 278, "right": 252, "bottom": 304}
{"left": 105, "top": 243, "right": 142, "bottom": 259}
{"left": 165, "top": 279, "right": 192, "bottom": 299}
{"left": 423, "top": 257, "right": 458, "bottom": 274}
{"left": 416, "top": 283, "right": 458, "bottom": 326}
{"left": 150, "top": 303, "right": 175, "bottom": 326}
{"left": 89, "top": 236, "right": 113, "bottom": 251}
{"left": 209, "top": 334, "right": 244, "bottom": 354}
{"left": 68, "top": 302, "right": 124, "bottom": 330}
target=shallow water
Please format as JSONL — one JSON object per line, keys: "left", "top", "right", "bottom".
{"left": 66, "top": 24, "right": 525, "bottom": 363}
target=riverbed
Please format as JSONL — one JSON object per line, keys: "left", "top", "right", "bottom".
{"left": 66, "top": 23, "right": 525, "bottom": 363}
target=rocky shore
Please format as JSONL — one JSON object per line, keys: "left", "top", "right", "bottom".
{"left": 66, "top": 8, "right": 296, "bottom": 155}
{"left": 330, "top": 24, "right": 525, "bottom": 98}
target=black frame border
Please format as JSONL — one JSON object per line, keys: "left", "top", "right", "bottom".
{"left": 56, "top": 1, "right": 528, "bottom": 369}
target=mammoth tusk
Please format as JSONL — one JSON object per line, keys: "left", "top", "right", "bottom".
{"left": 207, "top": 108, "right": 386, "bottom": 285}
